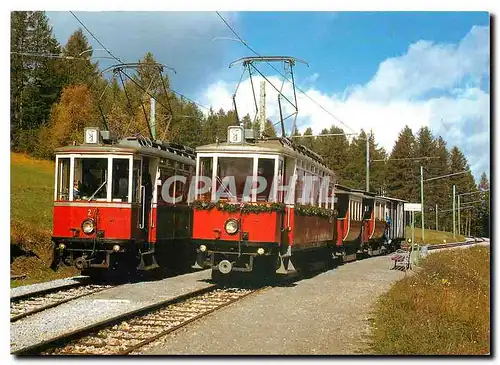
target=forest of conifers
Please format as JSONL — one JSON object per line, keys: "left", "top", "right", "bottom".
{"left": 10, "top": 11, "right": 490, "bottom": 237}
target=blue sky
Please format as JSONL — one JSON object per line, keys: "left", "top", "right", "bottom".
{"left": 46, "top": 11, "right": 490, "bottom": 181}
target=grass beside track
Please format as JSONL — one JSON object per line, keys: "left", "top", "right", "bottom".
{"left": 11, "top": 152, "right": 77, "bottom": 287}
{"left": 405, "top": 227, "right": 465, "bottom": 245}
{"left": 369, "top": 245, "right": 490, "bottom": 355}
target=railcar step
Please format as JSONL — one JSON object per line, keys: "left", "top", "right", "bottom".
{"left": 276, "top": 257, "right": 296, "bottom": 275}
{"left": 137, "top": 251, "right": 159, "bottom": 271}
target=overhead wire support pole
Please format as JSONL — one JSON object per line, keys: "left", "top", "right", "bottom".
{"left": 458, "top": 195, "right": 461, "bottom": 235}
{"left": 366, "top": 132, "right": 370, "bottom": 192}
{"left": 452, "top": 185, "right": 456, "bottom": 240}
{"left": 436, "top": 204, "right": 438, "bottom": 231}
{"left": 420, "top": 166, "right": 424, "bottom": 243}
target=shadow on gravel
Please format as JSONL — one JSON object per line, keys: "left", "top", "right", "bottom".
{"left": 196, "top": 258, "right": 350, "bottom": 289}
{"left": 81, "top": 265, "right": 206, "bottom": 285}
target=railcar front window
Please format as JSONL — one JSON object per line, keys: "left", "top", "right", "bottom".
{"left": 257, "top": 158, "right": 275, "bottom": 202}
{"left": 73, "top": 158, "right": 108, "bottom": 200}
{"left": 216, "top": 157, "right": 253, "bottom": 202}
{"left": 112, "top": 158, "right": 129, "bottom": 202}
{"left": 197, "top": 157, "right": 213, "bottom": 200}
{"left": 56, "top": 158, "right": 70, "bottom": 201}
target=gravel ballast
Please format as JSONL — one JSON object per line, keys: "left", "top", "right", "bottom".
{"left": 144, "top": 256, "right": 407, "bottom": 355}
{"left": 10, "top": 269, "right": 212, "bottom": 353}
{"left": 144, "top": 242, "right": 489, "bottom": 355}
{"left": 11, "top": 276, "right": 88, "bottom": 300}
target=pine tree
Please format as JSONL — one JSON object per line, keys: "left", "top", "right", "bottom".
{"left": 263, "top": 118, "right": 277, "bottom": 137}
{"left": 367, "top": 130, "right": 388, "bottom": 195}
{"left": 386, "top": 126, "right": 418, "bottom": 201}
{"left": 343, "top": 130, "right": 368, "bottom": 190}
{"left": 415, "top": 127, "right": 439, "bottom": 229}
{"left": 300, "top": 127, "right": 315, "bottom": 150}
{"left": 430, "top": 136, "right": 451, "bottom": 231}
{"left": 11, "top": 11, "right": 64, "bottom": 151}
{"left": 314, "top": 126, "right": 350, "bottom": 185}
{"left": 61, "top": 28, "right": 99, "bottom": 86}
{"left": 475, "top": 172, "right": 490, "bottom": 237}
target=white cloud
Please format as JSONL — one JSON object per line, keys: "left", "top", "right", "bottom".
{"left": 201, "top": 25, "right": 490, "bottom": 180}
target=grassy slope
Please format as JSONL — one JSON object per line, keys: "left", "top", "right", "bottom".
{"left": 11, "top": 153, "right": 77, "bottom": 287}
{"left": 405, "top": 227, "right": 465, "bottom": 245}
{"left": 369, "top": 245, "right": 490, "bottom": 355}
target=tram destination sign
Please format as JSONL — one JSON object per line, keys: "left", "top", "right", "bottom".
{"left": 404, "top": 203, "right": 422, "bottom": 212}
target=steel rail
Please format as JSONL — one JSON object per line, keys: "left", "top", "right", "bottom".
{"left": 12, "top": 284, "right": 218, "bottom": 355}
{"left": 11, "top": 281, "right": 87, "bottom": 301}
{"left": 11, "top": 284, "right": 112, "bottom": 322}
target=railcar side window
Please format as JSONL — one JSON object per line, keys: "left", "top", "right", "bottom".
{"left": 73, "top": 158, "right": 108, "bottom": 200}
{"left": 112, "top": 158, "right": 129, "bottom": 202}
{"left": 277, "top": 159, "right": 284, "bottom": 203}
{"left": 197, "top": 157, "right": 213, "bottom": 200}
{"left": 295, "top": 169, "right": 304, "bottom": 204}
{"left": 328, "top": 184, "right": 334, "bottom": 209}
{"left": 56, "top": 158, "right": 70, "bottom": 201}
{"left": 313, "top": 176, "right": 320, "bottom": 206}
{"left": 132, "top": 160, "right": 141, "bottom": 203}
{"left": 257, "top": 158, "right": 275, "bottom": 202}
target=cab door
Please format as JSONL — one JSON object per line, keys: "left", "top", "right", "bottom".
{"left": 131, "top": 158, "right": 145, "bottom": 240}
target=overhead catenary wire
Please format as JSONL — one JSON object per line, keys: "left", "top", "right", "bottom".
{"left": 215, "top": 11, "right": 357, "bottom": 135}
{"left": 69, "top": 11, "right": 211, "bottom": 115}
{"left": 371, "top": 156, "right": 440, "bottom": 162}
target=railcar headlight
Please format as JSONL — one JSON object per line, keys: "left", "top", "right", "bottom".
{"left": 81, "top": 219, "right": 95, "bottom": 235}
{"left": 257, "top": 248, "right": 265, "bottom": 255}
{"left": 224, "top": 218, "right": 239, "bottom": 235}
{"left": 113, "top": 245, "right": 120, "bottom": 252}
{"left": 58, "top": 243, "right": 66, "bottom": 250}
{"left": 199, "top": 245, "right": 207, "bottom": 252}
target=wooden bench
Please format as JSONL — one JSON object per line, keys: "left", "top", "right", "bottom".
{"left": 390, "top": 249, "right": 410, "bottom": 270}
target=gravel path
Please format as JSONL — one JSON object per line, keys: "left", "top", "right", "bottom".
{"left": 144, "top": 256, "right": 407, "bottom": 355}
{"left": 11, "top": 276, "right": 88, "bottom": 300}
{"left": 11, "top": 270, "right": 212, "bottom": 353}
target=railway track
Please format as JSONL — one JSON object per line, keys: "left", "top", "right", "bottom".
{"left": 14, "top": 240, "right": 485, "bottom": 355}
{"left": 427, "top": 238, "right": 486, "bottom": 250}
{"left": 11, "top": 284, "right": 113, "bottom": 322}
{"left": 16, "top": 285, "right": 262, "bottom": 355}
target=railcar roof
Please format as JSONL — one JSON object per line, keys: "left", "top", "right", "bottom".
{"left": 335, "top": 185, "right": 406, "bottom": 202}
{"left": 55, "top": 138, "right": 195, "bottom": 165}
{"left": 197, "top": 138, "right": 335, "bottom": 175}
{"left": 376, "top": 195, "right": 407, "bottom": 203}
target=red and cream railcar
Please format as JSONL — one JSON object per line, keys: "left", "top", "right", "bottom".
{"left": 335, "top": 186, "right": 406, "bottom": 259}
{"left": 333, "top": 185, "right": 366, "bottom": 261}
{"left": 368, "top": 195, "right": 406, "bottom": 248}
{"left": 52, "top": 128, "right": 196, "bottom": 277}
{"left": 192, "top": 126, "right": 338, "bottom": 278}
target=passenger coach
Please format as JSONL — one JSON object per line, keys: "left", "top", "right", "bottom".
{"left": 193, "top": 126, "right": 339, "bottom": 278}
{"left": 192, "top": 126, "right": 406, "bottom": 280}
